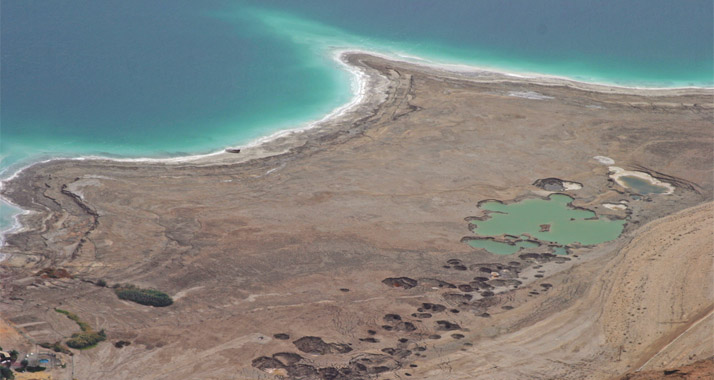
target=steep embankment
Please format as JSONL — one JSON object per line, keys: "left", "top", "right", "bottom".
{"left": 600, "top": 202, "right": 713, "bottom": 372}
{"left": 413, "top": 203, "right": 713, "bottom": 379}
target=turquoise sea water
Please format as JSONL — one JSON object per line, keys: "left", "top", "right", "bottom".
{"left": 1, "top": 1, "right": 712, "bottom": 234}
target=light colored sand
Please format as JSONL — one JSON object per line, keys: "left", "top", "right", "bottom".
{"left": 594, "top": 156, "right": 615, "bottom": 165}
{"left": 563, "top": 181, "right": 583, "bottom": 191}
{"left": 603, "top": 203, "right": 628, "bottom": 210}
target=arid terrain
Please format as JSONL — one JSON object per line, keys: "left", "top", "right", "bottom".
{"left": 1, "top": 54, "right": 712, "bottom": 379}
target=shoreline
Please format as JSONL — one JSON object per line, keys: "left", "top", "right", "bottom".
{"left": 1, "top": 48, "right": 710, "bottom": 181}
{"left": 385, "top": 49, "right": 714, "bottom": 92}
{"left": 1, "top": 49, "right": 712, "bottom": 248}
{"left": 0, "top": 49, "right": 372, "bottom": 247}
{"left": 0, "top": 45, "right": 711, "bottom": 379}
{"left": 0, "top": 49, "right": 368, "bottom": 182}
{"left": 0, "top": 201, "right": 29, "bottom": 248}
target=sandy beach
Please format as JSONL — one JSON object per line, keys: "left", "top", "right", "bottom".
{"left": 0, "top": 53, "right": 712, "bottom": 379}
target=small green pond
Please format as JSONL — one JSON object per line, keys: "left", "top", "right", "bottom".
{"left": 468, "top": 194, "right": 625, "bottom": 254}
{"left": 619, "top": 176, "right": 669, "bottom": 194}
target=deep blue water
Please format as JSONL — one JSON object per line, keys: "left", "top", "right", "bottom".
{"left": 248, "top": 0, "right": 713, "bottom": 86}
{"left": 1, "top": 0, "right": 712, "bottom": 233}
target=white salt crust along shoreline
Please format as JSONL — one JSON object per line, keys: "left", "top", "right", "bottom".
{"left": 0, "top": 49, "right": 710, "bottom": 249}
{"left": 0, "top": 49, "right": 369, "bottom": 183}
{"left": 386, "top": 50, "right": 714, "bottom": 93}
{"left": 2, "top": 49, "right": 711, "bottom": 184}
{"left": 608, "top": 166, "right": 675, "bottom": 195}
{"left": 592, "top": 156, "right": 674, "bottom": 195}
{"left": 0, "top": 49, "right": 373, "bottom": 250}
{"left": 0, "top": 201, "right": 30, "bottom": 249}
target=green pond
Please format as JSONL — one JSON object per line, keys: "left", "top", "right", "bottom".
{"left": 619, "top": 176, "right": 669, "bottom": 194}
{"left": 468, "top": 194, "right": 625, "bottom": 254}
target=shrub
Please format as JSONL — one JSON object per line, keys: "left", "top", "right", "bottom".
{"left": 55, "top": 309, "right": 91, "bottom": 331}
{"left": 0, "top": 367, "right": 15, "bottom": 379}
{"left": 66, "top": 330, "right": 106, "bottom": 349}
{"left": 114, "top": 340, "right": 131, "bottom": 349}
{"left": 115, "top": 285, "right": 173, "bottom": 307}
{"left": 96, "top": 279, "right": 107, "bottom": 287}
{"left": 55, "top": 309, "right": 105, "bottom": 349}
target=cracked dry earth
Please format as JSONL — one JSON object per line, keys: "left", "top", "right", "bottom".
{"left": 1, "top": 54, "right": 713, "bottom": 379}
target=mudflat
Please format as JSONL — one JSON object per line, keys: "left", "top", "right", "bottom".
{"left": 1, "top": 54, "right": 712, "bottom": 379}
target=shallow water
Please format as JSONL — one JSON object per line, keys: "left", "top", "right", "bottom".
{"left": 0, "top": 1, "right": 353, "bottom": 177}
{"left": 619, "top": 176, "right": 669, "bottom": 194}
{"left": 0, "top": 201, "right": 24, "bottom": 241}
{"left": 470, "top": 194, "right": 625, "bottom": 250}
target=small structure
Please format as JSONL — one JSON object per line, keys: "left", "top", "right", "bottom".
{"left": 24, "top": 352, "right": 59, "bottom": 369}
{"left": 0, "top": 351, "right": 11, "bottom": 367}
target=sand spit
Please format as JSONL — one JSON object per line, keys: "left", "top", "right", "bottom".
{"left": 0, "top": 53, "right": 712, "bottom": 380}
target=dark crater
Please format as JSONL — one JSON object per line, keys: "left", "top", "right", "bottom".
{"left": 293, "top": 336, "right": 353, "bottom": 355}
{"left": 532, "top": 177, "right": 582, "bottom": 192}
{"left": 421, "top": 303, "right": 447, "bottom": 312}
{"left": 435, "top": 320, "right": 461, "bottom": 331}
{"left": 382, "top": 277, "right": 418, "bottom": 289}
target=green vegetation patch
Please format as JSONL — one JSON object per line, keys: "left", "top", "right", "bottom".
{"left": 114, "top": 284, "right": 173, "bottom": 307}
{"left": 66, "top": 330, "right": 106, "bottom": 350}
{"left": 54, "top": 308, "right": 106, "bottom": 349}
{"left": 0, "top": 367, "right": 14, "bottom": 379}
{"left": 55, "top": 308, "right": 91, "bottom": 332}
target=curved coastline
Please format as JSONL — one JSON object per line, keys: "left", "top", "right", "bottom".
{"left": 2, "top": 48, "right": 711, "bottom": 180}
{"left": 1, "top": 49, "right": 712, "bottom": 250}
{"left": 0, "top": 42, "right": 712, "bottom": 379}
